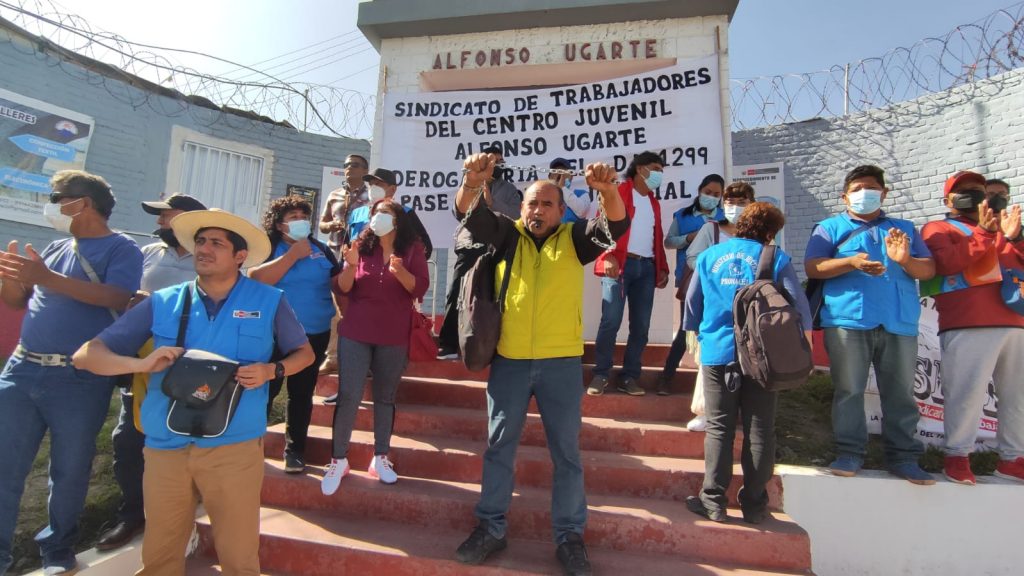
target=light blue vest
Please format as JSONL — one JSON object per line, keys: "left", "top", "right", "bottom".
{"left": 271, "top": 241, "right": 335, "bottom": 334}
{"left": 816, "top": 213, "right": 920, "bottom": 336}
{"left": 694, "top": 238, "right": 788, "bottom": 365}
{"left": 673, "top": 206, "right": 723, "bottom": 280}
{"left": 142, "top": 276, "right": 282, "bottom": 450}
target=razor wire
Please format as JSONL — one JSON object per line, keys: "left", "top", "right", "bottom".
{"left": 730, "top": 2, "right": 1024, "bottom": 130}
{"left": 0, "top": 0, "right": 377, "bottom": 139}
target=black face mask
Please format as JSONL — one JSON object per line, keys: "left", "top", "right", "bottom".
{"left": 156, "top": 228, "right": 180, "bottom": 248}
{"left": 988, "top": 195, "right": 1009, "bottom": 213}
{"left": 951, "top": 189, "right": 986, "bottom": 212}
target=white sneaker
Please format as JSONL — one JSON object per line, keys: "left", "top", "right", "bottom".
{"left": 321, "top": 458, "right": 350, "bottom": 495}
{"left": 43, "top": 565, "right": 78, "bottom": 576}
{"left": 368, "top": 454, "right": 398, "bottom": 484}
{"left": 322, "top": 393, "right": 338, "bottom": 405}
{"left": 686, "top": 415, "right": 707, "bottom": 432}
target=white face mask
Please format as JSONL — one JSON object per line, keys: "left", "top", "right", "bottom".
{"left": 723, "top": 204, "right": 745, "bottom": 224}
{"left": 369, "top": 212, "right": 395, "bottom": 237}
{"left": 43, "top": 198, "right": 83, "bottom": 234}
{"left": 368, "top": 185, "right": 387, "bottom": 203}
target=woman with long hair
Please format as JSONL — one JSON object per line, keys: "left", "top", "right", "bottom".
{"left": 250, "top": 195, "right": 339, "bottom": 474}
{"left": 657, "top": 174, "right": 725, "bottom": 396}
{"left": 321, "top": 198, "right": 429, "bottom": 495}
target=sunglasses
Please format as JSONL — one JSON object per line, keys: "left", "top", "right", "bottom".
{"left": 49, "top": 192, "right": 85, "bottom": 203}
{"left": 343, "top": 162, "right": 367, "bottom": 169}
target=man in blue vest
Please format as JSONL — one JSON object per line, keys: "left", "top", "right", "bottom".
{"left": 73, "top": 209, "right": 314, "bottom": 575}
{"left": 804, "top": 165, "right": 936, "bottom": 484}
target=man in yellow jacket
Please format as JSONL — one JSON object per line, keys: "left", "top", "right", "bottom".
{"left": 452, "top": 153, "right": 628, "bottom": 576}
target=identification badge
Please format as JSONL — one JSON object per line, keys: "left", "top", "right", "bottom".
{"left": 232, "top": 310, "right": 261, "bottom": 319}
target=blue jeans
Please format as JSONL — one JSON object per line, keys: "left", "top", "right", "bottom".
{"left": 593, "top": 257, "right": 656, "bottom": 380}
{"left": 824, "top": 327, "right": 923, "bottom": 463}
{"left": 0, "top": 355, "right": 115, "bottom": 574}
{"left": 475, "top": 355, "right": 586, "bottom": 545}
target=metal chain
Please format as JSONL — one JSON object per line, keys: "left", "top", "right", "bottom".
{"left": 459, "top": 163, "right": 618, "bottom": 250}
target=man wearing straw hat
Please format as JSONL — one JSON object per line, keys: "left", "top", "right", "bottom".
{"left": 74, "top": 209, "right": 314, "bottom": 575}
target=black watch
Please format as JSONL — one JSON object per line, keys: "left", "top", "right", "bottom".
{"left": 273, "top": 362, "right": 285, "bottom": 379}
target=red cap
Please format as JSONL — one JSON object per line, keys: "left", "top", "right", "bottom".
{"left": 943, "top": 171, "right": 986, "bottom": 197}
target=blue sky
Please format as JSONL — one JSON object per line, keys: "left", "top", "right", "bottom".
{"left": 44, "top": 0, "right": 1019, "bottom": 93}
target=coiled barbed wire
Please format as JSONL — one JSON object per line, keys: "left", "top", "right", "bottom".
{"left": 731, "top": 2, "right": 1024, "bottom": 130}
{"left": 0, "top": 0, "right": 376, "bottom": 139}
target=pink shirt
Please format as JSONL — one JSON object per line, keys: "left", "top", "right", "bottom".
{"left": 338, "top": 242, "right": 429, "bottom": 346}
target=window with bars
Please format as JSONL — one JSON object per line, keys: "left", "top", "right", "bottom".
{"left": 165, "top": 126, "right": 273, "bottom": 225}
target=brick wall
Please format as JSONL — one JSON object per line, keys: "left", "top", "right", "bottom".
{"left": 733, "top": 68, "right": 1024, "bottom": 276}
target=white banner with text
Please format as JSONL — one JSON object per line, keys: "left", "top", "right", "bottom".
{"left": 380, "top": 54, "right": 725, "bottom": 248}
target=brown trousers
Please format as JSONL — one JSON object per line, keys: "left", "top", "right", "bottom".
{"left": 137, "top": 438, "right": 264, "bottom": 576}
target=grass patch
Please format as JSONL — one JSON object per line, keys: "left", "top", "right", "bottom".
{"left": 11, "top": 388, "right": 289, "bottom": 574}
{"left": 775, "top": 371, "right": 1001, "bottom": 475}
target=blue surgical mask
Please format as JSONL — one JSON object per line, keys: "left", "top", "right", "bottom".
{"left": 699, "top": 194, "right": 720, "bottom": 212}
{"left": 564, "top": 177, "right": 573, "bottom": 189}
{"left": 723, "top": 204, "right": 744, "bottom": 224}
{"left": 643, "top": 169, "right": 663, "bottom": 190}
{"left": 285, "top": 219, "right": 311, "bottom": 241}
{"left": 847, "top": 189, "right": 883, "bottom": 215}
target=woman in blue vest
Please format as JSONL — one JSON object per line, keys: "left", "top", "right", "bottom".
{"left": 657, "top": 174, "right": 725, "bottom": 396}
{"left": 678, "top": 181, "right": 756, "bottom": 432}
{"left": 322, "top": 198, "right": 429, "bottom": 496}
{"left": 682, "top": 202, "right": 812, "bottom": 524}
{"left": 250, "top": 196, "right": 340, "bottom": 475}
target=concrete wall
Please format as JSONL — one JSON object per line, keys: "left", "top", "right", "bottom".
{"left": 780, "top": 466, "right": 1024, "bottom": 576}
{"left": 733, "top": 68, "right": 1024, "bottom": 273}
{"left": 370, "top": 14, "right": 732, "bottom": 344}
{"left": 0, "top": 24, "right": 368, "bottom": 252}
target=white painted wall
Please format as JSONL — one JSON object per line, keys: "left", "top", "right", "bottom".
{"left": 779, "top": 466, "right": 1024, "bottom": 576}
{"left": 370, "top": 15, "right": 732, "bottom": 344}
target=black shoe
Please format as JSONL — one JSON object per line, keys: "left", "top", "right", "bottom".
{"left": 322, "top": 393, "right": 338, "bottom": 405}
{"left": 616, "top": 376, "right": 645, "bottom": 396}
{"left": 686, "top": 496, "right": 727, "bottom": 523}
{"left": 741, "top": 506, "right": 770, "bottom": 525}
{"left": 284, "top": 452, "right": 305, "bottom": 474}
{"left": 556, "top": 533, "right": 592, "bottom": 576}
{"left": 96, "top": 519, "right": 145, "bottom": 551}
{"left": 455, "top": 522, "right": 507, "bottom": 565}
{"left": 655, "top": 374, "right": 672, "bottom": 396}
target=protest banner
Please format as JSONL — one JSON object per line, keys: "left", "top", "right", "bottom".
{"left": 380, "top": 54, "right": 726, "bottom": 248}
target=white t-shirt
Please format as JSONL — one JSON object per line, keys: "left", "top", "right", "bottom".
{"left": 626, "top": 189, "right": 655, "bottom": 257}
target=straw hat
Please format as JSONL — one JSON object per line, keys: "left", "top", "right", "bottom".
{"left": 170, "top": 209, "right": 270, "bottom": 268}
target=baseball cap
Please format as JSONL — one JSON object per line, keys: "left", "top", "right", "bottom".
{"left": 141, "top": 193, "right": 207, "bottom": 214}
{"left": 362, "top": 168, "right": 397, "bottom": 187}
{"left": 943, "top": 171, "right": 986, "bottom": 197}
{"left": 549, "top": 157, "right": 572, "bottom": 169}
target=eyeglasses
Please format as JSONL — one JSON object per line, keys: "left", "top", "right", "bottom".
{"left": 343, "top": 162, "right": 366, "bottom": 169}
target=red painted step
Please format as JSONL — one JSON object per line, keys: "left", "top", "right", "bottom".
{"left": 315, "top": 376, "right": 698, "bottom": 421}
{"left": 319, "top": 360, "right": 699, "bottom": 391}
{"left": 196, "top": 506, "right": 809, "bottom": 576}
{"left": 305, "top": 401, "right": 716, "bottom": 458}
{"left": 257, "top": 462, "right": 810, "bottom": 572}
{"left": 264, "top": 426, "right": 767, "bottom": 508}
{"left": 580, "top": 341, "right": 688, "bottom": 367}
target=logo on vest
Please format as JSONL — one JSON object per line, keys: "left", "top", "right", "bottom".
{"left": 192, "top": 384, "right": 212, "bottom": 401}
{"left": 233, "top": 310, "right": 261, "bottom": 319}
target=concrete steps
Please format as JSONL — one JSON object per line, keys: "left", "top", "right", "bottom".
{"left": 195, "top": 342, "right": 811, "bottom": 574}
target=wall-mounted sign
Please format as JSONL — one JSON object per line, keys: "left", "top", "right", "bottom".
{"left": 432, "top": 38, "right": 659, "bottom": 69}
{"left": 0, "top": 87, "right": 94, "bottom": 227}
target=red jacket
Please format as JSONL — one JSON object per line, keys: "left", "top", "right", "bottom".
{"left": 594, "top": 179, "right": 670, "bottom": 279}
{"left": 922, "top": 215, "right": 1024, "bottom": 333}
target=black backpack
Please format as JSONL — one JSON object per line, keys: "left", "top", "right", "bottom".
{"left": 733, "top": 245, "right": 813, "bottom": 391}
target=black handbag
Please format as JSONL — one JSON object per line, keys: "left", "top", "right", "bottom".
{"left": 457, "top": 245, "right": 514, "bottom": 372}
{"left": 161, "top": 284, "right": 243, "bottom": 437}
